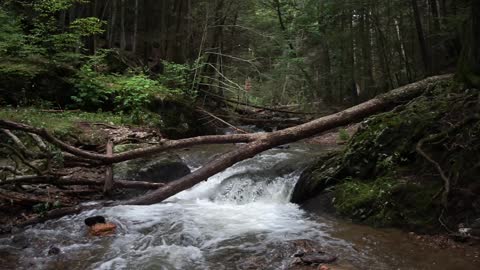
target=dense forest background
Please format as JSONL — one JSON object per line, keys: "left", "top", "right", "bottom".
{"left": 1, "top": 0, "right": 477, "bottom": 116}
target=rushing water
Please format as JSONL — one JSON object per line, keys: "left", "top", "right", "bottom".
{"left": 0, "top": 144, "right": 479, "bottom": 270}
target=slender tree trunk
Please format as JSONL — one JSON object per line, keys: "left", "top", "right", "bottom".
{"left": 132, "top": 0, "right": 139, "bottom": 53}
{"left": 274, "top": 0, "right": 293, "bottom": 51}
{"left": 395, "top": 17, "right": 412, "bottom": 83}
{"left": 456, "top": 0, "right": 480, "bottom": 88}
{"left": 120, "top": 0, "right": 127, "bottom": 50}
{"left": 411, "top": 0, "right": 432, "bottom": 75}
{"left": 108, "top": 0, "right": 117, "bottom": 47}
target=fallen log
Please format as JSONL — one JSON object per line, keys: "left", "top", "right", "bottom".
{"left": 126, "top": 74, "right": 453, "bottom": 205}
{"left": 0, "top": 188, "right": 68, "bottom": 206}
{"left": 0, "top": 175, "right": 164, "bottom": 189}
{"left": 0, "top": 120, "right": 257, "bottom": 164}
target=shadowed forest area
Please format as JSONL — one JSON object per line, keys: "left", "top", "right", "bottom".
{"left": 1, "top": 0, "right": 480, "bottom": 269}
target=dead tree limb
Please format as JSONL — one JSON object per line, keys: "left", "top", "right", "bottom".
{"left": 416, "top": 115, "right": 480, "bottom": 207}
{"left": 0, "top": 120, "right": 257, "bottom": 164}
{"left": 0, "top": 143, "right": 42, "bottom": 175}
{"left": 0, "top": 188, "right": 66, "bottom": 206}
{"left": 200, "top": 89, "right": 319, "bottom": 115}
{"left": 196, "top": 107, "right": 249, "bottom": 134}
{"left": 103, "top": 139, "right": 114, "bottom": 194}
{"left": 0, "top": 175, "right": 164, "bottom": 189}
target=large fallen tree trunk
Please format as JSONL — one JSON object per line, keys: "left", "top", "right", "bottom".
{"left": 125, "top": 74, "right": 453, "bottom": 205}
{"left": 0, "top": 74, "right": 453, "bottom": 209}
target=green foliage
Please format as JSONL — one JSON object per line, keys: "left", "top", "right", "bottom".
{"left": 0, "top": 107, "right": 142, "bottom": 137}
{"left": 334, "top": 177, "right": 398, "bottom": 223}
{"left": 33, "top": 200, "right": 63, "bottom": 215}
{"left": 32, "top": 0, "right": 88, "bottom": 14}
{"left": 70, "top": 57, "right": 192, "bottom": 124}
{"left": 334, "top": 177, "right": 440, "bottom": 228}
{"left": 0, "top": 8, "right": 27, "bottom": 56}
{"left": 338, "top": 128, "right": 350, "bottom": 141}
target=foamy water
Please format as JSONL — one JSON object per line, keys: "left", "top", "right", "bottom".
{"left": 0, "top": 146, "right": 356, "bottom": 269}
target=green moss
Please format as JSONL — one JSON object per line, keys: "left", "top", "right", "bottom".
{"left": 334, "top": 177, "right": 441, "bottom": 229}
{"left": 293, "top": 79, "right": 480, "bottom": 230}
{"left": 0, "top": 107, "right": 140, "bottom": 140}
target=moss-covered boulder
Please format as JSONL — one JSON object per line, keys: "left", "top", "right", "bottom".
{"left": 113, "top": 144, "right": 191, "bottom": 183}
{"left": 0, "top": 57, "right": 75, "bottom": 106}
{"left": 293, "top": 79, "right": 480, "bottom": 230}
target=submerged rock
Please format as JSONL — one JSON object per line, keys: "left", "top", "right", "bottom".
{"left": 47, "top": 246, "right": 61, "bottom": 256}
{"left": 299, "top": 252, "right": 337, "bottom": 264}
{"left": 114, "top": 144, "right": 190, "bottom": 183}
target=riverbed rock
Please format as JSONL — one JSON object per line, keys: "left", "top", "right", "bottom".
{"left": 292, "top": 81, "right": 480, "bottom": 231}
{"left": 47, "top": 246, "right": 61, "bottom": 256}
{"left": 290, "top": 151, "right": 343, "bottom": 204}
{"left": 113, "top": 144, "right": 190, "bottom": 183}
{"left": 300, "top": 252, "right": 337, "bottom": 264}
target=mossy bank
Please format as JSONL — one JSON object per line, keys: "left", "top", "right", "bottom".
{"left": 293, "top": 79, "right": 480, "bottom": 232}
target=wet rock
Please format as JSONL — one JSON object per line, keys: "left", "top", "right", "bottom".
{"left": 113, "top": 146, "right": 190, "bottom": 183}
{"left": 294, "top": 251, "right": 306, "bottom": 257}
{"left": 84, "top": 216, "right": 106, "bottom": 227}
{"left": 89, "top": 222, "right": 117, "bottom": 236}
{"left": 290, "top": 151, "right": 343, "bottom": 204}
{"left": 299, "top": 252, "right": 337, "bottom": 264}
{"left": 287, "top": 239, "right": 337, "bottom": 269}
{"left": 10, "top": 235, "right": 29, "bottom": 249}
{"left": 47, "top": 246, "right": 61, "bottom": 256}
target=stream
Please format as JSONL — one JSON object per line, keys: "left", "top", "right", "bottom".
{"left": 0, "top": 143, "right": 479, "bottom": 269}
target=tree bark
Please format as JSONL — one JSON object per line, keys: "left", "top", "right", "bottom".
{"left": 411, "top": 0, "right": 432, "bottom": 75}
{"left": 456, "top": 0, "right": 480, "bottom": 88}
{"left": 120, "top": 0, "right": 127, "bottom": 50}
{"left": 0, "top": 175, "right": 165, "bottom": 189}
{"left": 132, "top": 0, "right": 139, "bottom": 53}
{"left": 103, "top": 139, "right": 114, "bottom": 194}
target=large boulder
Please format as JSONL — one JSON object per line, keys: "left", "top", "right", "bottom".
{"left": 291, "top": 81, "right": 480, "bottom": 230}
{"left": 114, "top": 144, "right": 191, "bottom": 183}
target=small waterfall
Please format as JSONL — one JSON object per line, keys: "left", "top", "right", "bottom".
{"left": 0, "top": 145, "right": 354, "bottom": 270}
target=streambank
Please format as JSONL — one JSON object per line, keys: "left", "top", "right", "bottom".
{"left": 293, "top": 79, "right": 480, "bottom": 236}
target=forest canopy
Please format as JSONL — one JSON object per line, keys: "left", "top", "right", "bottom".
{"left": 0, "top": 0, "right": 478, "bottom": 115}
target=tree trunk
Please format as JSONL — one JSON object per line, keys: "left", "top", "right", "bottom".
{"left": 120, "top": 0, "right": 127, "bottom": 50}
{"left": 132, "top": 0, "right": 139, "bottom": 53}
{"left": 411, "top": 0, "right": 432, "bottom": 75}
{"left": 456, "top": 0, "right": 480, "bottom": 88}
{"left": 108, "top": 0, "right": 117, "bottom": 47}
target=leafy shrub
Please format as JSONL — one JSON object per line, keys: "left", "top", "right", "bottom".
{"left": 0, "top": 8, "right": 26, "bottom": 56}
{"left": 71, "top": 58, "right": 192, "bottom": 124}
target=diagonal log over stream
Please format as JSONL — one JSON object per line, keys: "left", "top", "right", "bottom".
{"left": 0, "top": 74, "right": 453, "bottom": 222}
